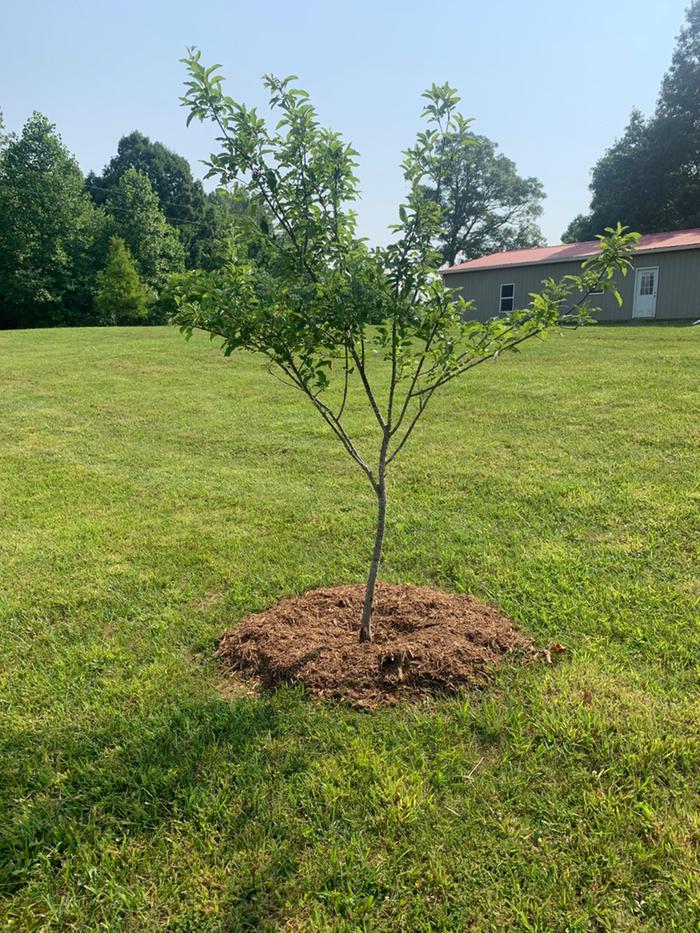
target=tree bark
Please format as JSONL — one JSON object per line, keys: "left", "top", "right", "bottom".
{"left": 359, "top": 468, "right": 387, "bottom": 643}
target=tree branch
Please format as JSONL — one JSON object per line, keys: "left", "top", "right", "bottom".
{"left": 349, "top": 342, "right": 386, "bottom": 431}
{"left": 390, "top": 316, "right": 441, "bottom": 438}
{"left": 279, "top": 354, "right": 377, "bottom": 490}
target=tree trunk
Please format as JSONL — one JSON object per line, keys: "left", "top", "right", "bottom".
{"left": 359, "top": 472, "right": 387, "bottom": 643}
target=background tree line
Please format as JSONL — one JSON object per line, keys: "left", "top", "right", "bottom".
{"left": 1, "top": 1, "right": 697, "bottom": 329}
{"left": 0, "top": 102, "right": 547, "bottom": 329}
{"left": 0, "top": 118, "right": 261, "bottom": 329}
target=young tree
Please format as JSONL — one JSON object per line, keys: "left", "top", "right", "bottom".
{"left": 104, "top": 167, "right": 185, "bottom": 294}
{"left": 95, "top": 235, "right": 153, "bottom": 325}
{"left": 175, "top": 51, "right": 638, "bottom": 642}
{"left": 563, "top": 1, "right": 700, "bottom": 241}
{"left": 424, "top": 128, "right": 545, "bottom": 266}
{"left": 0, "top": 113, "right": 105, "bottom": 329}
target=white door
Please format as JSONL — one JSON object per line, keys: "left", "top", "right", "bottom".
{"left": 632, "top": 266, "right": 658, "bottom": 318}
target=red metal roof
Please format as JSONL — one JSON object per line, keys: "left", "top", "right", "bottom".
{"left": 441, "top": 228, "right": 700, "bottom": 274}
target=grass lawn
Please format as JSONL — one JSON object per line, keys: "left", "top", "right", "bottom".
{"left": 1, "top": 323, "right": 699, "bottom": 930}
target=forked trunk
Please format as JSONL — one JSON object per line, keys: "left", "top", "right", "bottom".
{"left": 359, "top": 474, "right": 387, "bottom": 643}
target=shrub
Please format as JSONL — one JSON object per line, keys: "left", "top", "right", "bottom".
{"left": 95, "top": 236, "right": 154, "bottom": 325}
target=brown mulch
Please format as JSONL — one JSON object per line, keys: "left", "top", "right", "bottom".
{"left": 216, "top": 583, "right": 542, "bottom": 708}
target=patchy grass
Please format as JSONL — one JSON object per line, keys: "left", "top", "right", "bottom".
{"left": 0, "top": 324, "right": 698, "bottom": 930}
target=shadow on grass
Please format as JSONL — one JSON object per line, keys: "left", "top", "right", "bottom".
{"left": 0, "top": 692, "right": 308, "bottom": 925}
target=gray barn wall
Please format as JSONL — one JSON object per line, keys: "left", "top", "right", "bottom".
{"left": 442, "top": 248, "right": 700, "bottom": 322}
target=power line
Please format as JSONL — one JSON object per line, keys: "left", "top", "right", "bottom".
{"left": 82, "top": 180, "right": 250, "bottom": 233}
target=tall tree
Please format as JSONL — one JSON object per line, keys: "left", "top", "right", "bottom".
{"left": 175, "top": 52, "right": 637, "bottom": 642}
{"left": 563, "top": 1, "right": 700, "bottom": 242}
{"left": 104, "top": 167, "right": 185, "bottom": 293}
{"left": 0, "top": 113, "right": 105, "bottom": 329}
{"left": 426, "top": 128, "right": 545, "bottom": 266}
{"left": 89, "top": 131, "right": 270, "bottom": 270}
{"left": 87, "top": 131, "right": 208, "bottom": 266}
{"left": 652, "top": 0, "right": 700, "bottom": 230}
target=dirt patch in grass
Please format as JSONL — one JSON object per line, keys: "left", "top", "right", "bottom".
{"left": 217, "top": 583, "right": 539, "bottom": 707}
{"left": 193, "top": 588, "right": 226, "bottom": 611}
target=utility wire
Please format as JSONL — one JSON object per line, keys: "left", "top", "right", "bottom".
{"left": 82, "top": 180, "right": 251, "bottom": 232}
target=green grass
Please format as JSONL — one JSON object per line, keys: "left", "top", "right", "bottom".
{"left": 1, "top": 324, "right": 698, "bottom": 931}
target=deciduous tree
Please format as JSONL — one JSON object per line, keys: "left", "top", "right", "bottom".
{"left": 0, "top": 113, "right": 105, "bottom": 329}
{"left": 175, "top": 52, "right": 638, "bottom": 641}
{"left": 104, "top": 167, "right": 185, "bottom": 294}
{"left": 87, "top": 131, "right": 208, "bottom": 266}
{"left": 424, "top": 128, "right": 545, "bottom": 266}
{"left": 87, "top": 131, "right": 259, "bottom": 270}
{"left": 198, "top": 187, "right": 273, "bottom": 270}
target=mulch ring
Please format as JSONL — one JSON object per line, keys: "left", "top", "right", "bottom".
{"left": 216, "top": 583, "right": 559, "bottom": 708}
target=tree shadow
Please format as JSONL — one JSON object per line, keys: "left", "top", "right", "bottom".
{"left": 0, "top": 690, "right": 311, "bottom": 925}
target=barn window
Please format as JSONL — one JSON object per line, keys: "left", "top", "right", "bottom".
{"left": 640, "top": 272, "right": 655, "bottom": 295}
{"left": 499, "top": 283, "right": 515, "bottom": 313}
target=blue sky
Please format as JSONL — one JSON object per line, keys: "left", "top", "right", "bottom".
{"left": 1, "top": 0, "right": 689, "bottom": 245}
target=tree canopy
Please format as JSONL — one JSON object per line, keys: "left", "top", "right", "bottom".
{"left": 104, "top": 167, "right": 185, "bottom": 294}
{"left": 0, "top": 110, "right": 271, "bottom": 328}
{"left": 0, "top": 113, "right": 105, "bottom": 329}
{"left": 424, "top": 128, "right": 545, "bottom": 266}
{"left": 86, "top": 130, "right": 254, "bottom": 269}
{"left": 95, "top": 235, "right": 153, "bottom": 325}
{"left": 87, "top": 131, "right": 208, "bottom": 265}
{"left": 563, "top": 1, "right": 700, "bottom": 242}
{"left": 0, "top": 111, "right": 9, "bottom": 151}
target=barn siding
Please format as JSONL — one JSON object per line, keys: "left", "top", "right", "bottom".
{"left": 442, "top": 249, "right": 700, "bottom": 322}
